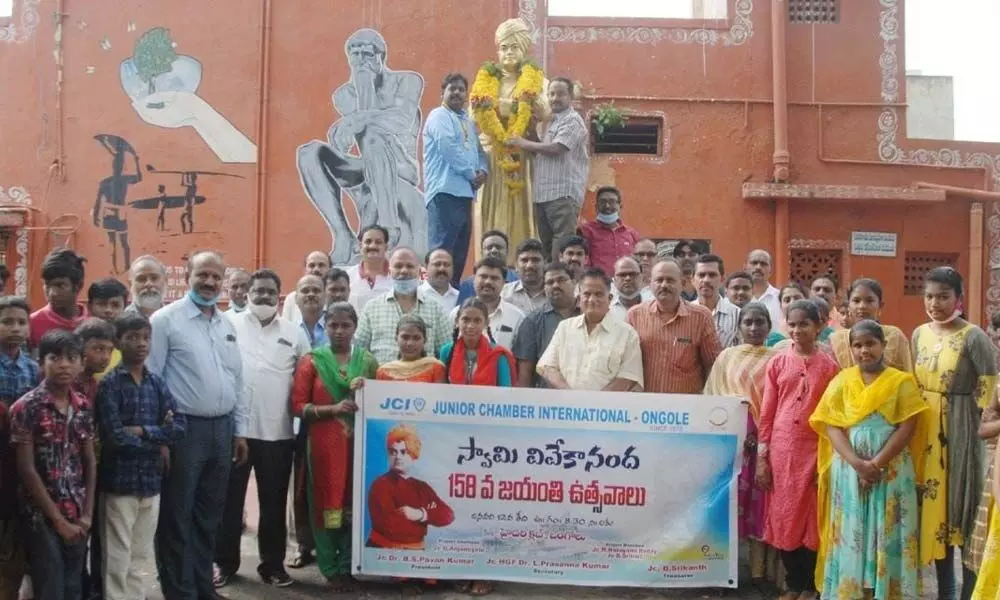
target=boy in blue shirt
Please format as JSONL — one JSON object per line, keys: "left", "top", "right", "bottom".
{"left": 97, "top": 312, "right": 184, "bottom": 600}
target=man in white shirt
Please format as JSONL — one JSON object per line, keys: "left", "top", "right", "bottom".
{"left": 746, "top": 249, "right": 781, "bottom": 332}
{"left": 537, "top": 268, "right": 643, "bottom": 391}
{"left": 281, "top": 250, "right": 332, "bottom": 324}
{"left": 215, "top": 269, "right": 310, "bottom": 587}
{"left": 609, "top": 256, "right": 646, "bottom": 319}
{"left": 419, "top": 248, "right": 459, "bottom": 313}
{"left": 449, "top": 257, "right": 525, "bottom": 349}
{"left": 502, "top": 238, "right": 547, "bottom": 314}
{"left": 693, "top": 254, "right": 740, "bottom": 348}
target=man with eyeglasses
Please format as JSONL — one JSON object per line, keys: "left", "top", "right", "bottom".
{"left": 632, "top": 238, "right": 657, "bottom": 292}
{"left": 609, "top": 256, "right": 648, "bottom": 319}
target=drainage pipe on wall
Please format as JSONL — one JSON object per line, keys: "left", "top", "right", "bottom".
{"left": 771, "top": 0, "right": 791, "bottom": 283}
{"left": 253, "top": 0, "right": 273, "bottom": 268}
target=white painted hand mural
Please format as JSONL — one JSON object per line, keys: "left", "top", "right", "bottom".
{"left": 120, "top": 28, "right": 256, "bottom": 164}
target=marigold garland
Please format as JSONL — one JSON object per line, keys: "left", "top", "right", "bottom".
{"left": 469, "top": 61, "right": 545, "bottom": 198}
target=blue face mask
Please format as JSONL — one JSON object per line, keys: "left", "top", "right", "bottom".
{"left": 187, "top": 288, "right": 220, "bottom": 307}
{"left": 393, "top": 278, "right": 421, "bottom": 295}
{"left": 596, "top": 212, "right": 620, "bottom": 225}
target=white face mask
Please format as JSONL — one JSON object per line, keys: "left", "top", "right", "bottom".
{"left": 249, "top": 300, "right": 278, "bottom": 321}
{"left": 926, "top": 308, "right": 962, "bottom": 325}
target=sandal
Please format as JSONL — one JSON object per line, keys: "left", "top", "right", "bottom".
{"left": 467, "top": 581, "right": 495, "bottom": 596}
{"left": 286, "top": 551, "right": 314, "bottom": 569}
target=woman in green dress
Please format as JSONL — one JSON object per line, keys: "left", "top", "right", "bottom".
{"left": 290, "top": 302, "right": 378, "bottom": 590}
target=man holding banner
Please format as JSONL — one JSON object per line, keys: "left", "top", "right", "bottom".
{"left": 537, "top": 268, "right": 643, "bottom": 392}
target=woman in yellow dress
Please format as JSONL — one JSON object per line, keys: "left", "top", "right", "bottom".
{"left": 829, "top": 278, "right": 913, "bottom": 371}
{"left": 913, "top": 267, "right": 997, "bottom": 600}
{"left": 470, "top": 19, "right": 548, "bottom": 256}
{"left": 967, "top": 393, "right": 1000, "bottom": 587}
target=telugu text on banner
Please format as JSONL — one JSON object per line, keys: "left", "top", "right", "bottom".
{"left": 352, "top": 380, "right": 746, "bottom": 588}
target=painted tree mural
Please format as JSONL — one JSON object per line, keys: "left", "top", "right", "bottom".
{"left": 133, "top": 27, "right": 177, "bottom": 94}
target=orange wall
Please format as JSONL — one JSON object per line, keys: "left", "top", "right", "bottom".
{"left": 1, "top": 0, "right": 997, "bottom": 334}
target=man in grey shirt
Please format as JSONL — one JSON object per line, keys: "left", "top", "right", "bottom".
{"left": 148, "top": 250, "right": 249, "bottom": 600}
{"left": 511, "top": 262, "right": 580, "bottom": 387}
{"left": 508, "top": 77, "right": 590, "bottom": 261}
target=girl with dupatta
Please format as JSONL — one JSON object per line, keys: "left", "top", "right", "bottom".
{"left": 290, "top": 302, "right": 378, "bottom": 591}
{"left": 756, "top": 300, "right": 840, "bottom": 600}
{"left": 376, "top": 315, "right": 446, "bottom": 383}
{"left": 912, "top": 267, "right": 997, "bottom": 600}
{"left": 439, "top": 298, "right": 515, "bottom": 596}
{"left": 811, "top": 320, "right": 926, "bottom": 600}
{"left": 829, "top": 279, "right": 913, "bottom": 372}
{"left": 703, "top": 302, "right": 784, "bottom": 592}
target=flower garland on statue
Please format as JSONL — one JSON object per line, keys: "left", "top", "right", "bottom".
{"left": 469, "top": 60, "right": 545, "bottom": 198}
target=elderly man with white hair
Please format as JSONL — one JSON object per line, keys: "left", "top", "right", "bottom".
{"left": 125, "top": 255, "right": 167, "bottom": 317}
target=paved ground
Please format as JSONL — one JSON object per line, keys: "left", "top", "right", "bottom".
{"left": 135, "top": 479, "right": 949, "bottom": 599}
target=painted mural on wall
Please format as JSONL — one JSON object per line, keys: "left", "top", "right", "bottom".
{"left": 92, "top": 134, "right": 237, "bottom": 273}
{"left": 120, "top": 27, "right": 257, "bottom": 164}
{"left": 131, "top": 167, "right": 243, "bottom": 234}
{"left": 93, "top": 134, "right": 142, "bottom": 274}
{"left": 297, "top": 28, "right": 426, "bottom": 265}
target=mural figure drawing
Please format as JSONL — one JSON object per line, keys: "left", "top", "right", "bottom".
{"left": 297, "top": 28, "right": 427, "bottom": 265}
{"left": 120, "top": 27, "right": 257, "bottom": 164}
{"left": 93, "top": 134, "right": 141, "bottom": 274}
{"left": 130, "top": 165, "right": 243, "bottom": 234}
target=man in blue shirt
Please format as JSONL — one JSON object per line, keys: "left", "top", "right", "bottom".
{"left": 422, "top": 72, "right": 488, "bottom": 287}
{"left": 148, "top": 250, "right": 248, "bottom": 600}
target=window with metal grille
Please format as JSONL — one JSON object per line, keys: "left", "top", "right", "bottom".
{"left": 790, "top": 249, "right": 842, "bottom": 288}
{"left": 593, "top": 117, "right": 661, "bottom": 156}
{"left": 789, "top": 0, "right": 839, "bottom": 23}
{"left": 903, "top": 252, "right": 959, "bottom": 296}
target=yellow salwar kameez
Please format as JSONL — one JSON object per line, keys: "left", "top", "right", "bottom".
{"left": 912, "top": 323, "right": 997, "bottom": 567}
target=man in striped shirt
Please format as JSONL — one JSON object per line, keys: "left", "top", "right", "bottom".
{"left": 507, "top": 77, "right": 589, "bottom": 262}
{"left": 627, "top": 258, "right": 722, "bottom": 394}
{"left": 692, "top": 254, "right": 740, "bottom": 348}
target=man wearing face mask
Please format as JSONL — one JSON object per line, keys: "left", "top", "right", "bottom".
{"left": 609, "top": 256, "right": 647, "bottom": 319}
{"left": 148, "top": 250, "right": 249, "bottom": 600}
{"left": 507, "top": 77, "right": 590, "bottom": 262}
{"left": 125, "top": 255, "right": 167, "bottom": 318}
{"left": 215, "top": 269, "right": 310, "bottom": 588}
{"left": 578, "top": 186, "right": 640, "bottom": 276}
{"left": 355, "top": 247, "right": 451, "bottom": 364}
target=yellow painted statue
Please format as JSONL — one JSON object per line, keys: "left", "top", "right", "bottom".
{"left": 470, "top": 18, "right": 549, "bottom": 257}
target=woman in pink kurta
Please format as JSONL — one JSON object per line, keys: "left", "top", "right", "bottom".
{"left": 757, "top": 299, "right": 840, "bottom": 600}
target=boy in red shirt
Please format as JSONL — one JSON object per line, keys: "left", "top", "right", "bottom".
{"left": 29, "top": 249, "right": 89, "bottom": 349}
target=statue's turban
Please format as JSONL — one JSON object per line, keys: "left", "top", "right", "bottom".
{"left": 495, "top": 18, "right": 532, "bottom": 54}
